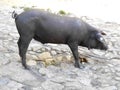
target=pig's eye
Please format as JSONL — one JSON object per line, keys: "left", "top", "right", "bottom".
{"left": 96, "top": 33, "right": 104, "bottom": 42}
{"left": 97, "top": 37, "right": 105, "bottom": 44}
{"left": 99, "top": 37, "right": 104, "bottom": 41}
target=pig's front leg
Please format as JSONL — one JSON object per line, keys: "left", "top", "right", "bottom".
{"left": 68, "top": 42, "right": 84, "bottom": 69}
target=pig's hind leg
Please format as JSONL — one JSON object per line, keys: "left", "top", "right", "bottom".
{"left": 17, "top": 34, "right": 34, "bottom": 69}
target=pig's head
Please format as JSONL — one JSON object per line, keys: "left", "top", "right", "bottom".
{"left": 83, "top": 31, "right": 108, "bottom": 50}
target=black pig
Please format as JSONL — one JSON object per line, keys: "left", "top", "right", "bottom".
{"left": 12, "top": 9, "right": 108, "bottom": 69}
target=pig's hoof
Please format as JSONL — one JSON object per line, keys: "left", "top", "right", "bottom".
{"left": 25, "top": 66, "right": 30, "bottom": 70}
{"left": 23, "top": 65, "right": 30, "bottom": 70}
{"left": 74, "top": 63, "right": 85, "bottom": 69}
{"left": 74, "top": 63, "right": 80, "bottom": 68}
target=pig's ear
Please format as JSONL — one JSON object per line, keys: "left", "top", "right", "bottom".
{"left": 100, "top": 31, "right": 106, "bottom": 35}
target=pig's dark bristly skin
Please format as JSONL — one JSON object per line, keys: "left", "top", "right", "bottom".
{"left": 12, "top": 9, "right": 108, "bottom": 69}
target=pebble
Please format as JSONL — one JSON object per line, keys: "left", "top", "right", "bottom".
{"left": 27, "top": 54, "right": 38, "bottom": 61}
{"left": 0, "top": 56, "right": 10, "bottom": 66}
{"left": 114, "top": 65, "right": 120, "bottom": 72}
{"left": 55, "top": 55, "right": 63, "bottom": 62}
{"left": 39, "top": 67, "right": 48, "bottom": 76}
{"left": 39, "top": 67, "right": 55, "bottom": 78}
{"left": 7, "top": 80, "right": 23, "bottom": 89}
{"left": 99, "top": 86, "right": 117, "bottom": 90}
{"left": 51, "top": 50, "right": 57, "bottom": 56}
{"left": 64, "top": 81, "right": 82, "bottom": 89}
{"left": 37, "top": 52, "right": 52, "bottom": 61}
{"left": 44, "top": 58, "right": 55, "bottom": 65}
{"left": 116, "top": 72, "right": 120, "bottom": 76}
{"left": 50, "top": 76, "right": 66, "bottom": 84}
{"left": 114, "top": 77, "right": 120, "bottom": 81}
{"left": 27, "top": 60, "right": 37, "bottom": 66}
{"left": 41, "top": 80, "right": 64, "bottom": 90}
{"left": 0, "top": 77, "right": 10, "bottom": 86}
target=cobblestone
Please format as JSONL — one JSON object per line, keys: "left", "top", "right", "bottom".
{"left": 0, "top": 1, "right": 120, "bottom": 90}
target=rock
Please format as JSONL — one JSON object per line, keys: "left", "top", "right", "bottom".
{"left": 39, "top": 67, "right": 54, "bottom": 78}
{"left": 39, "top": 68, "right": 47, "bottom": 76}
{"left": 44, "top": 58, "right": 55, "bottom": 66}
{"left": 30, "top": 43, "right": 42, "bottom": 51}
{"left": 114, "top": 77, "right": 120, "bottom": 81}
{"left": 0, "top": 86, "right": 10, "bottom": 90}
{"left": 66, "top": 55, "right": 72, "bottom": 61}
{"left": 24, "top": 79, "right": 44, "bottom": 87}
{"left": 28, "top": 51, "right": 37, "bottom": 55}
{"left": 99, "top": 86, "right": 117, "bottom": 90}
{"left": 62, "top": 55, "right": 72, "bottom": 62}
{"left": 116, "top": 83, "right": 120, "bottom": 90}
{"left": 27, "top": 54, "right": 38, "bottom": 60}
{"left": 0, "top": 56, "right": 10, "bottom": 66}
{"left": 26, "top": 54, "right": 33, "bottom": 60}
{"left": 41, "top": 80, "right": 64, "bottom": 90}
{"left": 0, "top": 77, "right": 10, "bottom": 85}
{"left": 55, "top": 56, "right": 63, "bottom": 62}
{"left": 0, "top": 45, "right": 7, "bottom": 52}
{"left": 56, "top": 50, "right": 62, "bottom": 54}
{"left": 0, "top": 62, "right": 37, "bottom": 82}
{"left": 31, "top": 55, "right": 39, "bottom": 60}
{"left": 64, "top": 81, "right": 82, "bottom": 90}
{"left": 50, "top": 76, "right": 66, "bottom": 84}
{"left": 27, "top": 60, "right": 37, "bottom": 66}
{"left": 7, "top": 33, "right": 17, "bottom": 39}
{"left": 37, "top": 52, "right": 52, "bottom": 61}
{"left": 78, "top": 77, "right": 91, "bottom": 86}
{"left": 46, "top": 65, "right": 61, "bottom": 73}
{"left": 90, "top": 49, "right": 106, "bottom": 56}
{"left": 91, "top": 79, "right": 101, "bottom": 87}
{"left": 60, "top": 63, "right": 74, "bottom": 69}
{"left": 64, "top": 86, "right": 80, "bottom": 90}
{"left": 111, "top": 59, "right": 120, "bottom": 66}
{"left": 116, "top": 72, "right": 120, "bottom": 77}
{"left": 45, "top": 46, "right": 51, "bottom": 51}
{"left": 32, "top": 87, "right": 44, "bottom": 90}
{"left": 7, "top": 45, "right": 18, "bottom": 52}
{"left": 86, "top": 58, "right": 95, "bottom": 64}
{"left": 31, "top": 47, "right": 40, "bottom": 52}
{"left": 7, "top": 80, "right": 24, "bottom": 90}
{"left": 40, "top": 48, "right": 46, "bottom": 52}
{"left": 81, "top": 86, "right": 96, "bottom": 90}
{"left": 114, "top": 65, "right": 120, "bottom": 72}
{"left": 51, "top": 50, "right": 57, "bottom": 56}
{"left": 19, "top": 86, "right": 32, "bottom": 90}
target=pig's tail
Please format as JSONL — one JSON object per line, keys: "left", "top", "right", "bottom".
{"left": 12, "top": 11, "right": 18, "bottom": 19}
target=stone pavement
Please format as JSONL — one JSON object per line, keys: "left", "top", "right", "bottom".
{"left": 0, "top": 5, "right": 120, "bottom": 90}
